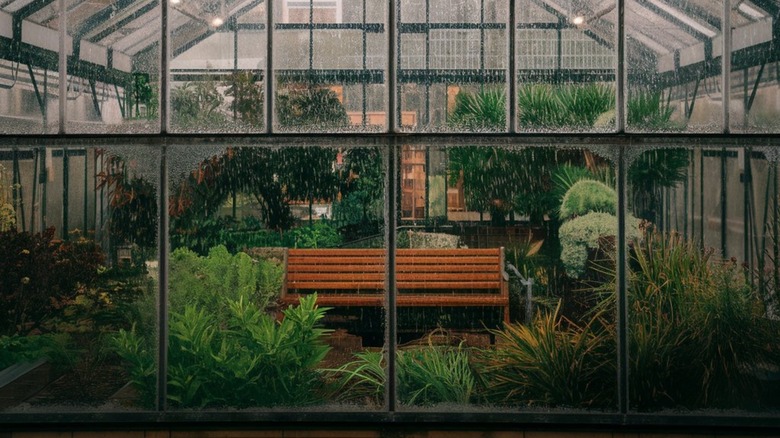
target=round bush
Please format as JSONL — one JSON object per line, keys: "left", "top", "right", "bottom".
{"left": 559, "top": 180, "right": 617, "bottom": 220}
{"left": 559, "top": 212, "right": 641, "bottom": 278}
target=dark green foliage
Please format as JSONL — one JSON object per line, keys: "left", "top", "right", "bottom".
{"left": 482, "top": 303, "right": 614, "bottom": 408}
{"left": 628, "top": 148, "right": 689, "bottom": 222}
{"left": 449, "top": 88, "right": 506, "bottom": 131}
{"left": 171, "top": 80, "right": 227, "bottom": 130}
{"left": 627, "top": 90, "right": 677, "bottom": 130}
{"left": 290, "top": 221, "right": 343, "bottom": 248}
{"left": 0, "top": 333, "right": 72, "bottom": 370}
{"left": 559, "top": 180, "right": 617, "bottom": 221}
{"left": 113, "top": 294, "right": 331, "bottom": 408}
{"left": 0, "top": 229, "right": 105, "bottom": 335}
{"left": 517, "top": 83, "right": 614, "bottom": 130}
{"left": 225, "top": 71, "right": 264, "bottom": 128}
{"left": 276, "top": 86, "right": 349, "bottom": 129}
{"left": 624, "top": 232, "right": 780, "bottom": 409}
{"left": 326, "top": 345, "right": 477, "bottom": 407}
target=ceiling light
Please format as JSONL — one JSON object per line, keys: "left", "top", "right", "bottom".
{"left": 572, "top": 15, "right": 585, "bottom": 25}
{"left": 211, "top": 17, "right": 224, "bottom": 27}
{"left": 169, "top": 0, "right": 181, "bottom": 4}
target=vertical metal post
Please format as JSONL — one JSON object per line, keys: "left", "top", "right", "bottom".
{"left": 265, "top": 0, "right": 274, "bottom": 133}
{"left": 387, "top": 0, "right": 398, "bottom": 412}
{"left": 59, "top": 0, "right": 66, "bottom": 134}
{"left": 508, "top": 0, "right": 516, "bottom": 133}
{"left": 721, "top": 148, "right": 728, "bottom": 257}
{"left": 362, "top": 0, "right": 368, "bottom": 126}
{"left": 722, "top": 0, "right": 731, "bottom": 133}
{"left": 158, "top": 0, "right": 169, "bottom": 412}
{"left": 615, "top": 0, "right": 628, "bottom": 415}
{"left": 83, "top": 149, "right": 88, "bottom": 231}
{"left": 62, "top": 148, "right": 69, "bottom": 240}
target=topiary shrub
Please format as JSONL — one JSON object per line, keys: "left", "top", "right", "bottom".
{"left": 559, "top": 212, "right": 641, "bottom": 278}
{"left": 559, "top": 180, "right": 617, "bottom": 221}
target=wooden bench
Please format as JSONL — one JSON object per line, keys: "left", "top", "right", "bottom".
{"left": 281, "top": 248, "right": 510, "bottom": 325}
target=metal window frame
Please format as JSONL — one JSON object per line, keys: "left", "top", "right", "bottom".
{"left": 3, "top": 0, "right": 780, "bottom": 430}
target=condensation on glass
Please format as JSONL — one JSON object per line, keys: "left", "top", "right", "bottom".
{"left": 397, "top": 0, "right": 509, "bottom": 132}
{"left": 166, "top": 144, "right": 386, "bottom": 409}
{"left": 395, "top": 144, "right": 618, "bottom": 410}
{"left": 169, "top": 0, "right": 266, "bottom": 133}
{"left": 626, "top": 145, "right": 780, "bottom": 411}
{"left": 65, "top": 0, "right": 161, "bottom": 133}
{"left": 0, "top": 146, "right": 160, "bottom": 411}
{"left": 626, "top": 0, "right": 723, "bottom": 133}
{"left": 516, "top": 0, "right": 616, "bottom": 133}
{"left": 272, "top": 0, "right": 387, "bottom": 132}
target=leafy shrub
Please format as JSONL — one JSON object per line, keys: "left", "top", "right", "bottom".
{"left": 482, "top": 303, "right": 614, "bottom": 408}
{"left": 0, "top": 334, "right": 72, "bottom": 370}
{"left": 559, "top": 180, "right": 617, "bottom": 221}
{"left": 326, "top": 344, "right": 478, "bottom": 407}
{"left": 168, "top": 245, "right": 283, "bottom": 320}
{"left": 113, "top": 294, "right": 332, "bottom": 408}
{"left": 290, "top": 221, "right": 343, "bottom": 248}
{"left": 559, "top": 212, "right": 641, "bottom": 278}
{"left": 517, "top": 83, "right": 614, "bottom": 130}
{"left": 625, "top": 232, "right": 780, "bottom": 409}
{"left": 449, "top": 88, "right": 506, "bottom": 131}
{"left": 0, "top": 229, "right": 105, "bottom": 335}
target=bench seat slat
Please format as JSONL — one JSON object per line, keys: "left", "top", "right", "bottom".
{"left": 288, "top": 256, "right": 385, "bottom": 265}
{"left": 287, "top": 264, "right": 386, "bottom": 273}
{"left": 288, "top": 273, "right": 384, "bottom": 281}
{"left": 289, "top": 281, "right": 384, "bottom": 290}
{"left": 396, "top": 264, "right": 500, "bottom": 273}
{"left": 282, "top": 294, "right": 507, "bottom": 307}
{"left": 396, "top": 273, "right": 499, "bottom": 281}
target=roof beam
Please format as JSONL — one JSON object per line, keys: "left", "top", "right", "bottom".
{"left": 634, "top": 0, "right": 717, "bottom": 41}
{"left": 11, "top": 0, "right": 54, "bottom": 40}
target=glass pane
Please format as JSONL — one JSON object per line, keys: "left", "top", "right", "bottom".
{"left": 167, "top": 144, "right": 386, "bottom": 409}
{"left": 626, "top": 0, "right": 722, "bottom": 132}
{"left": 729, "top": 1, "right": 779, "bottom": 132}
{"left": 170, "top": 0, "right": 266, "bottom": 133}
{"left": 0, "top": 146, "right": 159, "bottom": 411}
{"left": 66, "top": 0, "right": 161, "bottom": 133}
{"left": 273, "top": 0, "right": 387, "bottom": 132}
{"left": 395, "top": 145, "right": 618, "bottom": 410}
{"left": 516, "top": 0, "right": 616, "bottom": 132}
{"left": 627, "top": 146, "right": 780, "bottom": 411}
{"left": 398, "top": 0, "right": 508, "bottom": 132}
{"left": 0, "top": 0, "right": 62, "bottom": 134}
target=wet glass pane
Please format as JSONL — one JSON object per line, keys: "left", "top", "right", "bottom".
{"left": 167, "top": 144, "right": 386, "bottom": 409}
{"left": 170, "top": 0, "right": 266, "bottom": 133}
{"left": 627, "top": 146, "right": 780, "bottom": 411}
{"left": 398, "top": 0, "right": 508, "bottom": 132}
{"left": 0, "top": 146, "right": 159, "bottom": 411}
{"left": 66, "top": 0, "right": 161, "bottom": 133}
{"left": 395, "top": 145, "right": 617, "bottom": 411}
{"left": 273, "top": 0, "right": 387, "bottom": 132}
{"left": 729, "top": 0, "right": 779, "bottom": 132}
{"left": 626, "top": 0, "right": 722, "bottom": 132}
{"left": 0, "top": 0, "right": 63, "bottom": 134}
{"left": 516, "top": 0, "right": 616, "bottom": 132}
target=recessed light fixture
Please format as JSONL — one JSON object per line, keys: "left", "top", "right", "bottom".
{"left": 572, "top": 15, "right": 585, "bottom": 25}
{"left": 170, "top": 0, "right": 181, "bottom": 5}
{"left": 211, "top": 17, "right": 224, "bottom": 27}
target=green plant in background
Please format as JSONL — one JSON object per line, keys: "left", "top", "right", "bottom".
{"left": 517, "top": 83, "right": 614, "bottom": 130}
{"left": 276, "top": 85, "right": 349, "bottom": 129}
{"left": 168, "top": 245, "right": 283, "bottom": 321}
{"left": 481, "top": 303, "right": 614, "bottom": 408}
{"left": 627, "top": 90, "right": 677, "bottom": 130}
{"left": 449, "top": 88, "right": 506, "bottom": 131}
{"left": 559, "top": 212, "right": 642, "bottom": 278}
{"left": 559, "top": 180, "right": 618, "bottom": 221}
{"left": 225, "top": 71, "right": 264, "bottom": 128}
{"left": 290, "top": 221, "right": 343, "bottom": 248}
{"left": 114, "top": 294, "right": 331, "bottom": 408}
{"left": 0, "top": 164, "right": 15, "bottom": 232}
{"left": 323, "top": 350, "right": 386, "bottom": 406}
{"left": 0, "top": 333, "right": 72, "bottom": 370}
{"left": 628, "top": 148, "right": 689, "bottom": 222}
{"left": 170, "top": 79, "right": 226, "bottom": 130}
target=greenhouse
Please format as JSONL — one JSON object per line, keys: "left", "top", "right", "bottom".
{"left": 1, "top": 0, "right": 780, "bottom": 430}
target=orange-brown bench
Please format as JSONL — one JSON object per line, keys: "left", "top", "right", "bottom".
{"left": 281, "top": 248, "right": 510, "bottom": 325}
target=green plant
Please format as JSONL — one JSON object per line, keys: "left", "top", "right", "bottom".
{"left": 290, "top": 221, "right": 343, "bottom": 248}
{"left": 559, "top": 180, "right": 617, "bottom": 221}
{"left": 625, "top": 232, "right": 780, "bottom": 409}
{"left": 0, "top": 163, "right": 15, "bottom": 232}
{"left": 482, "top": 303, "right": 614, "bottom": 408}
{"left": 323, "top": 349, "right": 386, "bottom": 406}
{"left": 225, "top": 71, "right": 264, "bottom": 128}
{"left": 397, "top": 345, "right": 477, "bottom": 406}
{"left": 449, "top": 88, "right": 506, "bottom": 131}
{"left": 627, "top": 90, "right": 677, "bottom": 130}
{"left": 559, "top": 212, "right": 641, "bottom": 278}
{"left": 171, "top": 79, "right": 227, "bottom": 130}
{"left": 113, "top": 294, "right": 332, "bottom": 408}
{"left": 0, "top": 333, "right": 72, "bottom": 370}
{"left": 628, "top": 148, "right": 689, "bottom": 222}
{"left": 517, "top": 83, "right": 614, "bottom": 130}
{"left": 276, "top": 86, "right": 349, "bottom": 129}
